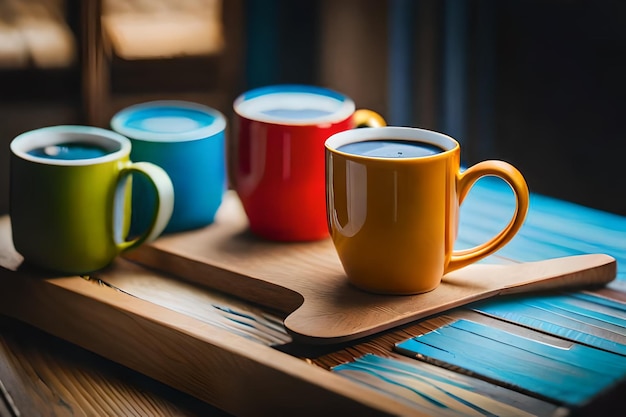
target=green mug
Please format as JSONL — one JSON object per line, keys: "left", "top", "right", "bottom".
{"left": 9, "top": 125, "right": 174, "bottom": 275}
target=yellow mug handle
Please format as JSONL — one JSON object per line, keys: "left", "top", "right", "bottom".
{"left": 446, "top": 160, "right": 529, "bottom": 273}
{"left": 353, "top": 109, "right": 386, "bottom": 127}
{"left": 114, "top": 161, "right": 174, "bottom": 251}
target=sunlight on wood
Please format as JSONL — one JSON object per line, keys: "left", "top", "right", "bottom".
{"left": 102, "top": 0, "right": 224, "bottom": 59}
{"left": 0, "top": 0, "right": 76, "bottom": 68}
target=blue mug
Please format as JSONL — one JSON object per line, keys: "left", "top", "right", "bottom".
{"left": 111, "top": 100, "right": 226, "bottom": 234}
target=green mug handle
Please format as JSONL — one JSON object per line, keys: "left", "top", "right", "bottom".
{"left": 113, "top": 161, "right": 174, "bottom": 251}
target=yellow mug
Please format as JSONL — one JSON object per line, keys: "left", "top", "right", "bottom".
{"left": 325, "top": 126, "right": 529, "bottom": 295}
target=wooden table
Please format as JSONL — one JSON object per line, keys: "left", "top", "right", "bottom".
{"left": 0, "top": 314, "right": 231, "bottom": 417}
{"left": 1, "top": 179, "right": 625, "bottom": 416}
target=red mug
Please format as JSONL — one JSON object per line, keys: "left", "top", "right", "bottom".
{"left": 231, "top": 84, "right": 385, "bottom": 241}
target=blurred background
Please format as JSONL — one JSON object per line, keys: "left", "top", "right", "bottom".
{"left": 1, "top": 0, "right": 625, "bottom": 216}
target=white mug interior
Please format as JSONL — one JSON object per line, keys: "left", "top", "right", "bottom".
{"left": 325, "top": 126, "right": 459, "bottom": 158}
{"left": 110, "top": 100, "right": 226, "bottom": 143}
{"left": 234, "top": 85, "right": 356, "bottom": 126}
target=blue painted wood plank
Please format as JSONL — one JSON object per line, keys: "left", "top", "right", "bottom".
{"left": 525, "top": 298, "right": 626, "bottom": 328}
{"left": 397, "top": 337, "right": 600, "bottom": 405}
{"left": 452, "top": 320, "right": 625, "bottom": 371}
{"left": 460, "top": 189, "right": 626, "bottom": 254}
{"left": 421, "top": 320, "right": 622, "bottom": 376}
{"left": 465, "top": 177, "right": 626, "bottom": 230}
{"left": 461, "top": 177, "right": 626, "bottom": 237}
{"left": 396, "top": 319, "right": 626, "bottom": 406}
{"left": 460, "top": 204, "right": 626, "bottom": 258}
{"left": 473, "top": 302, "right": 626, "bottom": 356}
{"left": 333, "top": 353, "right": 546, "bottom": 416}
{"left": 571, "top": 292, "right": 626, "bottom": 312}
{"left": 458, "top": 177, "right": 626, "bottom": 281}
{"left": 471, "top": 294, "right": 626, "bottom": 355}
{"left": 458, "top": 210, "right": 626, "bottom": 263}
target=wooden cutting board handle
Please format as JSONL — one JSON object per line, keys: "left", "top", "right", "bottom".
{"left": 282, "top": 254, "right": 617, "bottom": 344}
{"left": 492, "top": 254, "right": 617, "bottom": 295}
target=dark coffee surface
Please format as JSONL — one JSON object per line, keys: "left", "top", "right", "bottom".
{"left": 337, "top": 140, "right": 444, "bottom": 158}
{"left": 261, "top": 108, "right": 333, "bottom": 119}
{"left": 27, "top": 142, "right": 110, "bottom": 160}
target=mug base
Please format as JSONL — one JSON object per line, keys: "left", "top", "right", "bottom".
{"left": 19, "top": 256, "right": 112, "bottom": 277}
{"left": 348, "top": 279, "right": 440, "bottom": 296}
{"left": 248, "top": 225, "right": 330, "bottom": 242}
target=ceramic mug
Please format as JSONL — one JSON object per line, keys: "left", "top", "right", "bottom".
{"left": 111, "top": 100, "right": 227, "bottom": 233}
{"left": 232, "top": 84, "right": 385, "bottom": 241}
{"left": 325, "top": 126, "right": 529, "bottom": 294}
{"left": 10, "top": 125, "right": 174, "bottom": 274}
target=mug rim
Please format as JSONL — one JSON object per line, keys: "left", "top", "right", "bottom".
{"left": 233, "top": 84, "right": 356, "bottom": 126}
{"left": 10, "top": 125, "right": 130, "bottom": 166}
{"left": 325, "top": 126, "right": 460, "bottom": 160}
{"left": 110, "top": 100, "right": 226, "bottom": 142}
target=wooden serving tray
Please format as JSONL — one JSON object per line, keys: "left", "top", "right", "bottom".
{"left": 0, "top": 218, "right": 415, "bottom": 416}
{"left": 123, "top": 192, "right": 617, "bottom": 344}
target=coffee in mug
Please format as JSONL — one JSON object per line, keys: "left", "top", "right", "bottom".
{"left": 10, "top": 125, "right": 174, "bottom": 274}
{"left": 27, "top": 142, "right": 111, "bottom": 160}
{"left": 337, "top": 140, "right": 445, "bottom": 158}
{"left": 325, "top": 126, "right": 529, "bottom": 295}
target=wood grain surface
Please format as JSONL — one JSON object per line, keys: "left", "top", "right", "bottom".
{"left": 0, "top": 216, "right": 418, "bottom": 416}
{"left": 123, "top": 191, "right": 617, "bottom": 344}
{"left": 0, "top": 315, "right": 231, "bottom": 417}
